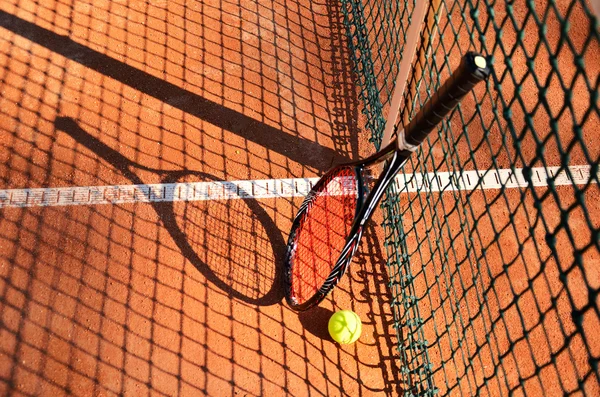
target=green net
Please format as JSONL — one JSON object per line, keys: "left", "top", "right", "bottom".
{"left": 340, "top": 0, "right": 600, "bottom": 395}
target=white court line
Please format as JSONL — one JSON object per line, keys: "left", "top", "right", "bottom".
{"left": 0, "top": 165, "right": 596, "bottom": 209}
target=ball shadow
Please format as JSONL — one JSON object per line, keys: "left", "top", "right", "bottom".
{"left": 298, "top": 306, "right": 334, "bottom": 341}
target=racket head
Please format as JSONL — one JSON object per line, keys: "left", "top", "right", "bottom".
{"left": 283, "top": 165, "right": 367, "bottom": 311}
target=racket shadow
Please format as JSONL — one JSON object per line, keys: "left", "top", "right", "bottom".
{"left": 55, "top": 116, "right": 285, "bottom": 306}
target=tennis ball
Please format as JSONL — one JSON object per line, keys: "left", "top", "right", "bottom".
{"left": 328, "top": 310, "right": 362, "bottom": 344}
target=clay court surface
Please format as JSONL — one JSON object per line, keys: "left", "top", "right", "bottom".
{"left": 0, "top": 0, "right": 404, "bottom": 395}
{"left": 0, "top": 0, "right": 598, "bottom": 396}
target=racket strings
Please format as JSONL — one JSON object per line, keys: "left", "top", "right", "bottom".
{"left": 291, "top": 167, "right": 358, "bottom": 304}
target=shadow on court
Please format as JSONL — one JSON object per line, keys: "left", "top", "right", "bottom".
{"left": 55, "top": 116, "right": 286, "bottom": 306}
{"left": 0, "top": 9, "right": 345, "bottom": 172}
{"left": 0, "top": 0, "right": 401, "bottom": 395}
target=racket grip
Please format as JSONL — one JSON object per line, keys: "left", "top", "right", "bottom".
{"left": 403, "top": 52, "right": 491, "bottom": 147}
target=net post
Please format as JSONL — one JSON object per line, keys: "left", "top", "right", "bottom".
{"left": 401, "top": 0, "right": 443, "bottom": 128}
{"left": 590, "top": 0, "right": 600, "bottom": 23}
{"left": 591, "top": 0, "right": 600, "bottom": 20}
{"left": 379, "top": 0, "right": 430, "bottom": 148}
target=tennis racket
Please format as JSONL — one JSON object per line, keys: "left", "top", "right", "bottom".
{"left": 284, "top": 52, "right": 491, "bottom": 311}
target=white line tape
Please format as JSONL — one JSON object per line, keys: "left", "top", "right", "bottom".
{"left": 393, "top": 165, "right": 595, "bottom": 193}
{"left": 0, "top": 165, "right": 595, "bottom": 209}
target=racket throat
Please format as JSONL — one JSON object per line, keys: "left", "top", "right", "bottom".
{"left": 357, "top": 143, "right": 398, "bottom": 197}
{"left": 355, "top": 150, "right": 409, "bottom": 227}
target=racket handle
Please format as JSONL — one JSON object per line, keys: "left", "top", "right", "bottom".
{"left": 403, "top": 52, "right": 491, "bottom": 147}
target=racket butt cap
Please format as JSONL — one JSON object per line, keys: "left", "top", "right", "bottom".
{"left": 474, "top": 55, "right": 487, "bottom": 69}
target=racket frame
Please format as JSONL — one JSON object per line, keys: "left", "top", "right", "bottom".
{"left": 284, "top": 142, "right": 408, "bottom": 310}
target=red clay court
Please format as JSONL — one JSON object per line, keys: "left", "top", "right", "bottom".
{"left": 0, "top": 0, "right": 599, "bottom": 396}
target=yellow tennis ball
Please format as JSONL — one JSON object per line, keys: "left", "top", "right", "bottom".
{"left": 328, "top": 310, "right": 362, "bottom": 344}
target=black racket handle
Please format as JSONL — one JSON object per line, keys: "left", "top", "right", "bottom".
{"left": 403, "top": 52, "right": 491, "bottom": 147}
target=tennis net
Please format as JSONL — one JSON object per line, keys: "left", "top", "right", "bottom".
{"left": 340, "top": 0, "right": 600, "bottom": 395}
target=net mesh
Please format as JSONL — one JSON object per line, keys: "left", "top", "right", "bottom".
{"left": 340, "top": 0, "right": 600, "bottom": 395}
